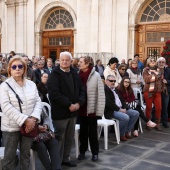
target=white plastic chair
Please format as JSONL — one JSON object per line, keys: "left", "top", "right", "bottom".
{"left": 97, "top": 115, "right": 120, "bottom": 150}
{"left": 74, "top": 124, "right": 80, "bottom": 158}
{"left": 132, "top": 88, "right": 145, "bottom": 133}
{"left": 30, "top": 102, "right": 53, "bottom": 170}
{"left": 133, "top": 88, "right": 146, "bottom": 110}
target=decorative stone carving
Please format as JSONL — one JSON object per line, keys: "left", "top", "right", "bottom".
{"left": 159, "top": 14, "right": 170, "bottom": 22}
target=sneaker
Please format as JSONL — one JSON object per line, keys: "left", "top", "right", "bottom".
{"left": 133, "top": 130, "right": 138, "bottom": 137}
{"left": 147, "top": 120, "right": 157, "bottom": 127}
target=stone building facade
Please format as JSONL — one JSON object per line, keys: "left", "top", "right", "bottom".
{"left": 0, "top": 0, "right": 170, "bottom": 63}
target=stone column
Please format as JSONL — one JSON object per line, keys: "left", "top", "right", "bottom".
{"left": 35, "top": 31, "right": 42, "bottom": 56}
{"left": 128, "top": 24, "right": 136, "bottom": 59}
{"left": 5, "top": 0, "right": 28, "bottom": 53}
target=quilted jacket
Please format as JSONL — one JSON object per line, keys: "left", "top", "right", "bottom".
{"left": 0, "top": 77, "right": 42, "bottom": 132}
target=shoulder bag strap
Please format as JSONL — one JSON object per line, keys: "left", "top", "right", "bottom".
{"left": 6, "top": 82, "right": 23, "bottom": 113}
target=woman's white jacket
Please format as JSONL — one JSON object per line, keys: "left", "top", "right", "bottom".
{"left": 0, "top": 77, "right": 42, "bottom": 132}
{"left": 86, "top": 67, "right": 105, "bottom": 117}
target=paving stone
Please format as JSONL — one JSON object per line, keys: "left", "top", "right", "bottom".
{"left": 127, "top": 137, "right": 163, "bottom": 148}
{"left": 127, "top": 160, "right": 170, "bottom": 170}
{"left": 67, "top": 162, "right": 114, "bottom": 170}
{"left": 96, "top": 151, "right": 135, "bottom": 169}
{"left": 109, "top": 144, "right": 149, "bottom": 158}
{"left": 159, "top": 143, "right": 170, "bottom": 152}
{"left": 144, "top": 150, "right": 170, "bottom": 165}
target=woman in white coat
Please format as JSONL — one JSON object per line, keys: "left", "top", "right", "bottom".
{"left": 0, "top": 56, "right": 42, "bottom": 170}
{"left": 77, "top": 56, "right": 105, "bottom": 161}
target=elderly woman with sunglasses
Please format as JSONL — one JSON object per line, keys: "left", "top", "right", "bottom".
{"left": 126, "top": 59, "right": 144, "bottom": 91}
{"left": 157, "top": 57, "right": 170, "bottom": 128}
{"left": 143, "top": 57, "right": 165, "bottom": 131}
{"left": 0, "top": 56, "right": 42, "bottom": 169}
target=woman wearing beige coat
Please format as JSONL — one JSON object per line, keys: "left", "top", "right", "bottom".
{"left": 78, "top": 56, "right": 105, "bottom": 162}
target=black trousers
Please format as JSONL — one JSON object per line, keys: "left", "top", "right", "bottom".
{"left": 79, "top": 116, "right": 99, "bottom": 155}
{"left": 134, "top": 105, "right": 148, "bottom": 130}
{"left": 32, "top": 138, "right": 61, "bottom": 170}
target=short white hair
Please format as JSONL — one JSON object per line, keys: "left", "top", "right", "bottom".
{"left": 157, "top": 57, "right": 165, "bottom": 62}
{"left": 60, "top": 51, "right": 72, "bottom": 60}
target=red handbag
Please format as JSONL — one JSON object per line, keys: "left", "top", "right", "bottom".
{"left": 6, "top": 82, "right": 39, "bottom": 138}
{"left": 20, "top": 124, "right": 38, "bottom": 138}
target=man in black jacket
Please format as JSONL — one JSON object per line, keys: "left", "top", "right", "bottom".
{"left": 47, "top": 51, "right": 85, "bottom": 167}
{"left": 104, "top": 75, "right": 139, "bottom": 141}
{"left": 35, "top": 60, "right": 49, "bottom": 84}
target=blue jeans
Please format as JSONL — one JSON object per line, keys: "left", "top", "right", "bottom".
{"left": 113, "top": 109, "right": 139, "bottom": 136}
{"left": 161, "top": 92, "right": 169, "bottom": 125}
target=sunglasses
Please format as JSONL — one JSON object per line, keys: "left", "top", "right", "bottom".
{"left": 108, "top": 79, "right": 116, "bottom": 83}
{"left": 11, "top": 64, "right": 23, "bottom": 70}
{"left": 121, "top": 69, "right": 126, "bottom": 70}
{"left": 124, "top": 81, "right": 130, "bottom": 84}
{"left": 150, "top": 59, "right": 156, "bottom": 63}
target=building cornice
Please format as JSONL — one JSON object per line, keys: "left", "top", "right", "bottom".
{"left": 5, "top": 0, "right": 28, "bottom": 7}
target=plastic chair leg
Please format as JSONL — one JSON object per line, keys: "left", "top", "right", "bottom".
{"left": 74, "top": 130, "right": 79, "bottom": 158}
{"left": 113, "top": 123, "right": 119, "bottom": 144}
{"left": 30, "top": 149, "right": 36, "bottom": 170}
{"left": 103, "top": 125, "right": 108, "bottom": 150}
{"left": 139, "top": 117, "right": 143, "bottom": 133}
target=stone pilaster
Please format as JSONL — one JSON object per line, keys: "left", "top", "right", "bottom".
{"left": 35, "top": 31, "right": 42, "bottom": 57}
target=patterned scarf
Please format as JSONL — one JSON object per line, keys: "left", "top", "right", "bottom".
{"left": 146, "top": 66, "right": 160, "bottom": 97}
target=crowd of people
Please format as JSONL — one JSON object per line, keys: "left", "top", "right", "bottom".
{"left": 0, "top": 50, "right": 169, "bottom": 170}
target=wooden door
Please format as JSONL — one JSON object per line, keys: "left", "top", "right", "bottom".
{"left": 136, "top": 24, "right": 170, "bottom": 62}
{"left": 42, "top": 30, "right": 74, "bottom": 61}
{"left": 145, "top": 45, "right": 164, "bottom": 60}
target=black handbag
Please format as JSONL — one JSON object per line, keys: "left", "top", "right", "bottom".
{"left": 6, "top": 82, "right": 38, "bottom": 138}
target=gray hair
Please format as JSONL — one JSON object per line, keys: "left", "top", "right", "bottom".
{"left": 157, "top": 57, "right": 165, "bottom": 62}
{"left": 60, "top": 51, "right": 72, "bottom": 60}
{"left": 106, "top": 75, "right": 115, "bottom": 80}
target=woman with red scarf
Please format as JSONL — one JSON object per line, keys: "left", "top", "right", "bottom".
{"left": 78, "top": 56, "right": 105, "bottom": 161}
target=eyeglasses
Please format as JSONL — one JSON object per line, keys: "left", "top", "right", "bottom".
{"left": 150, "top": 59, "right": 156, "bottom": 63}
{"left": 124, "top": 81, "right": 130, "bottom": 84}
{"left": 11, "top": 64, "right": 23, "bottom": 70}
{"left": 38, "top": 64, "right": 44, "bottom": 65}
{"left": 107, "top": 79, "right": 116, "bottom": 83}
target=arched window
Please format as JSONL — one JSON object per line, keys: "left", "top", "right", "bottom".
{"left": 140, "top": 0, "right": 170, "bottom": 22}
{"left": 45, "top": 8, "right": 74, "bottom": 30}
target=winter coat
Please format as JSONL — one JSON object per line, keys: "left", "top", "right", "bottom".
{"left": 85, "top": 67, "right": 105, "bottom": 116}
{"left": 0, "top": 77, "right": 42, "bottom": 132}
{"left": 104, "top": 66, "right": 122, "bottom": 87}
{"left": 126, "top": 69, "right": 144, "bottom": 90}
{"left": 47, "top": 66, "right": 85, "bottom": 120}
